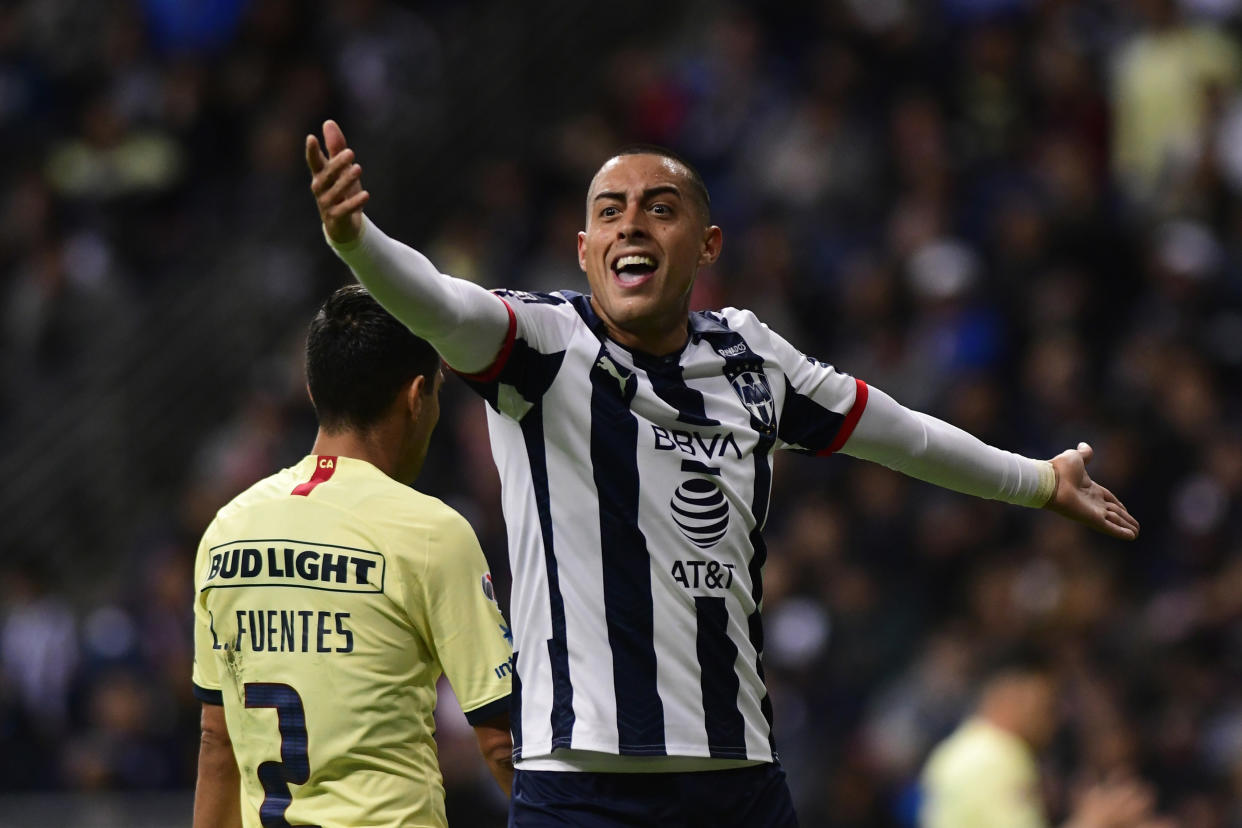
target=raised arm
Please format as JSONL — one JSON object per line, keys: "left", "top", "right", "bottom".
{"left": 306, "top": 120, "right": 510, "bottom": 374}
{"left": 842, "top": 385, "right": 1139, "bottom": 540}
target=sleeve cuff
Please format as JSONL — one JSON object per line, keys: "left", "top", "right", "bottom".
{"left": 323, "top": 215, "right": 368, "bottom": 254}
{"left": 819, "top": 378, "right": 869, "bottom": 456}
{"left": 452, "top": 297, "right": 517, "bottom": 382}
{"left": 1032, "top": 460, "right": 1056, "bottom": 509}
{"left": 463, "top": 694, "right": 511, "bottom": 726}
{"left": 193, "top": 682, "right": 224, "bottom": 705}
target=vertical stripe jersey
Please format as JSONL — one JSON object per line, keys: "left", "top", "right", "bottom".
{"left": 456, "top": 290, "right": 867, "bottom": 767}
{"left": 191, "top": 455, "right": 514, "bottom": 828}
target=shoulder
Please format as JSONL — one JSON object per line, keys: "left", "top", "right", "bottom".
{"left": 494, "top": 288, "right": 583, "bottom": 326}
{"left": 700, "top": 307, "right": 808, "bottom": 364}
{"left": 925, "top": 721, "right": 1035, "bottom": 786}
{"left": 208, "top": 463, "right": 303, "bottom": 525}
{"left": 711, "top": 306, "right": 766, "bottom": 331}
{"left": 371, "top": 485, "right": 479, "bottom": 548}
{"left": 493, "top": 288, "right": 573, "bottom": 308}
{"left": 492, "top": 288, "right": 591, "bottom": 348}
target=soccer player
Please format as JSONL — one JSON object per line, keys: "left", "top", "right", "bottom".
{"left": 306, "top": 120, "right": 1139, "bottom": 826}
{"left": 920, "top": 648, "right": 1157, "bottom": 828}
{"left": 191, "top": 285, "right": 515, "bottom": 828}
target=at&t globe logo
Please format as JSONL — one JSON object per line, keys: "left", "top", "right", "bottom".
{"left": 670, "top": 478, "right": 729, "bottom": 548}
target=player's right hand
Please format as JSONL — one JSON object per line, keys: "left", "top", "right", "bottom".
{"left": 307, "top": 119, "right": 369, "bottom": 246}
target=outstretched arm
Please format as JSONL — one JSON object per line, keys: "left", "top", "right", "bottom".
{"left": 841, "top": 385, "right": 1138, "bottom": 540}
{"left": 306, "top": 121, "right": 510, "bottom": 374}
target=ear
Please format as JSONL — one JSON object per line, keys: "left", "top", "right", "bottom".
{"left": 305, "top": 382, "right": 314, "bottom": 405}
{"left": 699, "top": 225, "right": 723, "bottom": 266}
{"left": 406, "top": 375, "right": 426, "bottom": 421}
{"left": 577, "top": 230, "right": 588, "bottom": 272}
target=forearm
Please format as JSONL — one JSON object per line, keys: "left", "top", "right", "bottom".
{"left": 841, "top": 385, "right": 1055, "bottom": 508}
{"left": 472, "top": 714, "right": 514, "bottom": 797}
{"left": 193, "top": 737, "right": 241, "bottom": 828}
{"left": 328, "top": 216, "right": 511, "bottom": 373}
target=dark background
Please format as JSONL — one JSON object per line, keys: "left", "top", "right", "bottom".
{"left": 2, "top": 0, "right": 1241, "bottom": 825}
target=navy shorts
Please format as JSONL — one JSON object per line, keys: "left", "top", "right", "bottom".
{"left": 509, "top": 762, "right": 799, "bottom": 827}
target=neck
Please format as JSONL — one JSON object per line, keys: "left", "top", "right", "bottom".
{"left": 978, "top": 705, "right": 1032, "bottom": 749}
{"left": 591, "top": 300, "right": 690, "bottom": 357}
{"left": 311, "top": 428, "right": 400, "bottom": 481}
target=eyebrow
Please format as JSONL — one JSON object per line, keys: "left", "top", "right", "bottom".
{"left": 593, "top": 185, "right": 684, "bottom": 204}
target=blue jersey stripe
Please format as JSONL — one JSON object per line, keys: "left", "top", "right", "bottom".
{"left": 589, "top": 346, "right": 666, "bottom": 755}
{"left": 703, "top": 325, "right": 778, "bottom": 758}
{"left": 520, "top": 404, "right": 576, "bottom": 748}
{"left": 510, "top": 651, "right": 524, "bottom": 759}
{"left": 458, "top": 337, "right": 565, "bottom": 414}
{"left": 695, "top": 596, "right": 747, "bottom": 758}
{"left": 779, "top": 376, "right": 847, "bottom": 454}
{"left": 642, "top": 357, "right": 720, "bottom": 428}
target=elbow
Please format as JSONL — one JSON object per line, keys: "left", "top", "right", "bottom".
{"left": 199, "top": 708, "right": 233, "bottom": 752}
{"left": 484, "top": 741, "right": 514, "bottom": 768}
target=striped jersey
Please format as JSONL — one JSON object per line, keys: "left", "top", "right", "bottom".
{"left": 459, "top": 291, "right": 867, "bottom": 765}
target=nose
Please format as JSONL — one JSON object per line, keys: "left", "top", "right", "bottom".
{"left": 616, "top": 203, "right": 648, "bottom": 239}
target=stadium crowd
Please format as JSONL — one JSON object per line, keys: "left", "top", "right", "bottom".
{"left": 2, "top": 0, "right": 1241, "bottom": 824}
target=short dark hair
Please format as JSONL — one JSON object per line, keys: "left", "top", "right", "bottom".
{"left": 980, "top": 641, "right": 1056, "bottom": 683}
{"left": 305, "top": 284, "right": 441, "bottom": 433}
{"left": 611, "top": 144, "right": 712, "bottom": 222}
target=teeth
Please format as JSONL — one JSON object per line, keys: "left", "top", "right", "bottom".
{"left": 615, "top": 254, "right": 656, "bottom": 269}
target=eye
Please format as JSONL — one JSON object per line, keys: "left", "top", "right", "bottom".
{"left": 600, "top": 205, "right": 620, "bottom": 218}
{"left": 650, "top": 203, "right": 672, "bottom": 216}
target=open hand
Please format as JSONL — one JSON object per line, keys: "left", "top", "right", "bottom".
{"left": 1045, "top": 442, "right": 1140, "bottom": 541}
{"left": 306, "top": 119, "right": 369, "bottom": 245}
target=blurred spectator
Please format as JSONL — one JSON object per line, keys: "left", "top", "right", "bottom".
{"left": 920, "top": 646, "right": 1159, "bottom": 827}
{"left": 1111, "top": 0, "right": 1240, "bottom": 208}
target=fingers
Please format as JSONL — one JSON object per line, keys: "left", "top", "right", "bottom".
{"left": 1078, "top": 441, "right": 1094, "bottom": 464}
{"left": 305, "top": 134, "right": 327, "bottom": 174}
{"left": 1095, "top": 483, "right": 1140, "bottom": 538}
{"left": 320, "top": 161, "right": 363, "bottom": 205}
{"left": 306, "top": 119, "right": 352, "bottom": 177}
{"left": 1099, "top": 499, "right": 1139, "bottom": 539}
{"left": 324, "top": 119, "right": 347, "bottom": 157}
{"left": 324, "top": 188, "right": 370, "bottom": 222}
{"left": 310, "top": 148, "right": 357, "bottom": 196}
{"left": 1102, "top": 512, "right": 1139, "bottom": 541}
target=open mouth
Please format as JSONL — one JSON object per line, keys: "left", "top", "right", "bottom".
{"left": 612, "top": 253, "right": 658, "bottom": 286}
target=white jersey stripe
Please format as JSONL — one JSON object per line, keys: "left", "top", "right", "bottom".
{"left": 458, "top": 291, "right": 861, "bottom": 766}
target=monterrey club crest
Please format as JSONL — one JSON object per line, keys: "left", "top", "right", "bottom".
{"left": 726, "top": 366, "right": 775, "bottom": 429}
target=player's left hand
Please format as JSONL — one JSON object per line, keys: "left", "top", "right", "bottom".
{"left": 1045, "top": 442, "right": 1140, "bottom": 540}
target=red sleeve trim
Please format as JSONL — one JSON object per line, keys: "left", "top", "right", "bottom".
{"left": 454, "top": 296, "right": 517, "bottom": 383}
{"left": 819, "top": 379, "right": 869, "bottom": 456}
{"left": 291, "top": 456, "right": 338, "bottom": 496}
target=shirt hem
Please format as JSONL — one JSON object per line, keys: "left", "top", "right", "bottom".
{"left": 193, "top": 682, "right": 223, "bottom": 705}
{"left": 463, "top": 694, "right": 512, "bottom": 726}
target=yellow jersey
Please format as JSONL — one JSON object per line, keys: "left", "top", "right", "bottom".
{"left": 920, "top": 718, "right": 1046, "bottom": 828}
{"left": 192, "top": 455, "right": 513, "bottom": 828}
